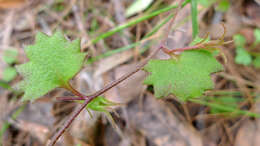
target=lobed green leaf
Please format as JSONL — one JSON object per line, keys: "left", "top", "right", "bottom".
{"left": 235, "top": 47, "right": 252, "bottom": 66}
{"left": 15, "top": 31, "right": 86, "bottom": 101}
{"left": 144, "top": 50, "right": 223, "bottom": 101}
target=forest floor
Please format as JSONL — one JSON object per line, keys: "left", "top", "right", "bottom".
{"left": 0, "top": 0, "right": 260, "bottom": 146}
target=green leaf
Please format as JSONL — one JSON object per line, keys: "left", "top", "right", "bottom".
{"left": 3, "top": 67, "right": 17, "bottom": 82}
{"left": 87, "top": 96, "right": 119, "bottom": 112}
{"left": 86, "top": 97, "right": 120, "bottom": 128}
{"left": 126, "top": 0, "right": 154, "bottom": 17}
{"left": 216, "top": 0, "right": 230, "bottom": 12}
{"left": 254, "top": 28, "right": 260, "bottom": 44}
{"left": 235, "top": 47, "right": 252, "bottom": 66}
{"left": 253, "top": 55, "right": 260, "bottom": 68}
{"left": 144, "top": 50, "right": 223, "bottom": 101}
{"left": 233, "top": 34, "right": 246, "bottom": 48}
{"left": 3, "top": 48, "right": 18, "bottom": 65}
{"left": 15, "top": 31, "right": 86, "bottom": 101}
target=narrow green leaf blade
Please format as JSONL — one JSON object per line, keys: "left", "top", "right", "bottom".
{"left": 191, "top": 0, "right": 199, "bottom": 38}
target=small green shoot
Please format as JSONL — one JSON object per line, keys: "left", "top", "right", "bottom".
{"left": 87, "top": 97, "right": 121, "bottom": 128}
{"left": 233, "top": 34, "right": 252, "bottom": 65}
{"left": 233, "top": 34, "right": 246, "bottom": 47}
{"left": 233, "top": 29, "right": 260, "bottom": 68}
{"left": 235, "top": 48, "right": 252, "bottom": 65}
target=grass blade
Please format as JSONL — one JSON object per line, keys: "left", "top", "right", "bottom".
{"left": 191, "top": 0, "right": 198, "bottom": 38}
{"left": 189, "top": 98, "right": 260, "bottom": 118}
{"left": 87, "top": 0, "right": 190, "bottom": 46}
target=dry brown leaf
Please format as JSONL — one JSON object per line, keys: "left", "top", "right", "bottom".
{"left": 127, "top": 94, "right": 203, "bottom": 146}
{"left": 235, "top": 101, "right": 260, "bottom": 146}
{"left": 94, "top": 50, "right": 134, "bottom": 77}
{"left": 104, "top": 63, "right": 146, "bottom": 103}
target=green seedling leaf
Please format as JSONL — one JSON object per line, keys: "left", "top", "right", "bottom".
{"left": 216, "top": 0, "right": 230, "bottom": 12}
{"left": 253, "top": 55, "right": 260, "bottom": 68}
{"left": 126, "top": 0, "right": 153, "bottom": 17}
{"left": 235, "top": 47, "right": 252, "bottom": 66}
{"left": 144, "top": 50, "right": 223, "bottom": 101}
{"left": 254, "top": 28, "right": 260, "bottom": 44}
{"left": 3, "top": 67, "right": 17, "bottom": 82}
{"left": 15, "top": 31, "right": 86, "bottom": 101}
{"left": 87, "top": 97, "right": 120, "bottom": 128}
{"left": 3, "top": 48, "right": 18, "bottom": 65}
{"left": 233, "top": 34, "right": 246, "bottom": 48}
{"left": 87, "top": 96, "right": 120, "bottom": 111}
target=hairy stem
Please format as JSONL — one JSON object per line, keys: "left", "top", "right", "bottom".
{"left": 63, "top": 83, "right": 88, "bottom": 99}
{"left": 48, "top": 45, "right": 162, "bottom": 146}
{"left": 48, "top": 0, "right": 185, "bottom": 145}
{"left": 56, "top": 96, "right": 84, "bottom": 101}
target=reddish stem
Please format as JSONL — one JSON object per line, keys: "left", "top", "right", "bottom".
{"left": 48, "top": 45, "right": 162, "bottom": 146}
{"left": 64, "top": 83, "right": 88, "bottom": 99}
{"left": 56, "top": 96, "right": 85, "bottom": 101}
{"left": 48, "top": 0, "right": 185, "bottom": 145}
{"left": 161, "top": 44, "right": 201, "bottom": 54}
